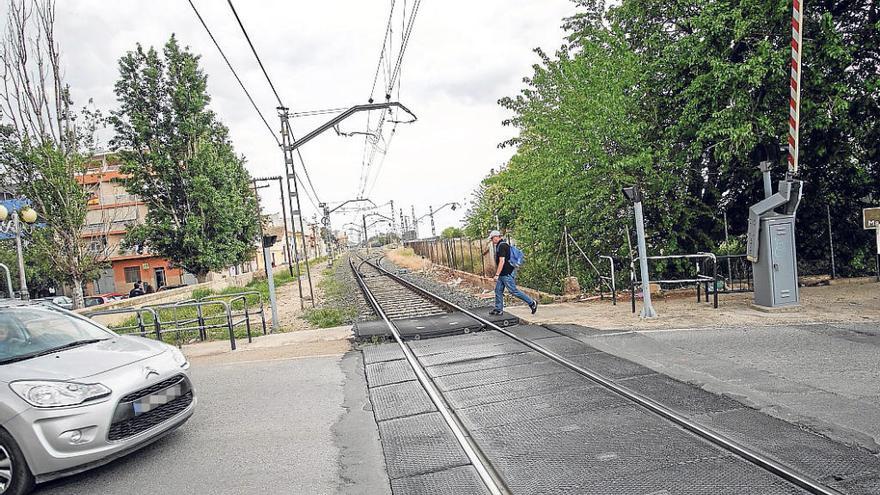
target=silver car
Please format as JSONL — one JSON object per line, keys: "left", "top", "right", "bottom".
{"left": 0, "top": 301, "right": 195, "bottom": 495}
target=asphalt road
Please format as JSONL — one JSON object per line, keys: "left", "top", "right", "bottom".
{"left": 577, "top": 321, "right": 880, "bottom": 452}
{"left": 33, "top": 351, "right": 390, "bottom": 494}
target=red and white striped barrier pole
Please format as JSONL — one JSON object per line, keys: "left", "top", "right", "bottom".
{"left": 788, "top": 0, "right": 804, "bottom": 175}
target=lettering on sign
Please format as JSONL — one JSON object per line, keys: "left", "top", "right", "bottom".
{"left": 864, "top": 208, "right": 880, "bottom": 230}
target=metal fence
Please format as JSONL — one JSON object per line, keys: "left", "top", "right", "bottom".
{"left": 627, "top": 253, "right": 719, "bottom": 313}
{"left": 408, "top": 238, "right": 493, "bottom": 277}
{"left": 85, "top": 291, "right": 269, "bottom": 351}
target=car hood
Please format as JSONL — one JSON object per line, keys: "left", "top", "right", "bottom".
{"left": 0, "top": 335, "right": 168, "bottom": 382}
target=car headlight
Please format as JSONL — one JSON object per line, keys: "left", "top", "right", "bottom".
{"left": 169, "top": 347, "right": 189, "bottom": 369}
{"left": 10, "top": 381, "right": 111, "bottom": 408}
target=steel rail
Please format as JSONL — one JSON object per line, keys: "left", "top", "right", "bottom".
{"left": 350, "top": 257, "right": 507, "bottom": 495}
{"left": 365, "top": 257, "right": 844, "bottom": 495}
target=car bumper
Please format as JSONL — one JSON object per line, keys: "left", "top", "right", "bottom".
{"left": 4, "top": 361, "right": 196, "bottom": 482}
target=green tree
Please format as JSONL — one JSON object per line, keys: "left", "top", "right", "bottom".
{"left": 0, "top": 229, "right": 58, "bottom": 297}
{"left": 468, "top": 20, "right": 654, "bottom": 292}
{"left": 467, "top": 0, "right": 880, "bottom": 292}
{"left": 440, "top": 227, "right": 464, "bottom": 239}
{"left": 0, "top": 0, "right": 109, "bottom": 307}
{"left": 109, "top": 36, "right": 259, "bottom": 282}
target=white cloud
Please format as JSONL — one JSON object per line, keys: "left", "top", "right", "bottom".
{"left": 10, "top": 0, "right": 576, "bottom": 234}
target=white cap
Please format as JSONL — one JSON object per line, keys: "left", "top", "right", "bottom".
{"left": 488, "top": 230, "right": 502, "bottom": 239}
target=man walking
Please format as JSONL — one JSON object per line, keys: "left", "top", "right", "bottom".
{"left": 488, "top": 230, "right": 537, "bottom": 315}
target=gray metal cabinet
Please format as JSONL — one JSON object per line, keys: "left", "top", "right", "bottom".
{"left": 753, "top": 216, "right": 800, "bottom": 307}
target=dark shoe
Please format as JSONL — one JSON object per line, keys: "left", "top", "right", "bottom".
{"left": 529, "top": 301, "right": 538, "bottom": 314}
{"left": 489, "top": 309, "right": 502, "bottom": 316}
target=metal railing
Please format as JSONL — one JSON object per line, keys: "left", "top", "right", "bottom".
{"left": 0, "top": 263, "right": 13, "bottom": 299}
{"left": 598, "top": 256, "right": 617, "bottom": 305}
{"left": 200, "top": 291, "right": 268, "bottom": 338}
{"left": 711, "top": 254, "right": 753, "bottom": 293}
{"left": 84, "top": 307, "right": 161, "bottom": 340}
{"left": 144, "top": 300, "right": 237, "bottom": 350}
{"left": 86, "top": 294, "right": 270, "bottom": 351}
{"left": 629, "top": 253, "right": 719, "bottom": 312}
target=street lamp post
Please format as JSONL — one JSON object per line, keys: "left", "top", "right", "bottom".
{"left": 414, "top": 202, "right": 460, "bottom": 238}
{"left": 0, "top": 203, "right": 38, "bottom": 300}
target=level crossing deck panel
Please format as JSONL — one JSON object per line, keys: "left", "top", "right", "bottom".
{"left": 362, "top": 325, "right": 880, "bottom": 494}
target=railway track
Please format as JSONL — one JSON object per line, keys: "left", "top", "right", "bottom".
{"left": 351, "top": 253, "right": 851, "bottom": 495}
{"left": 355, "top": 257, "right": 452, "bottom": 320}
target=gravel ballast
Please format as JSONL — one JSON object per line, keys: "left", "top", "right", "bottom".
{"left": 377, "top": 257, "right": 490, "bottom": 310}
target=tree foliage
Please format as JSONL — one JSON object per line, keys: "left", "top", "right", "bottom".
{"left": 441, "top": 227, "right": 464, "bottom": 239}
{"left": 0, "top": 0, "right": 108, "bottom": 307}
{"left": 110, "top": 36, "right": 259, "bottom": 281}
{"left": 466, "top": 0, "right": 880, "bottom": 293}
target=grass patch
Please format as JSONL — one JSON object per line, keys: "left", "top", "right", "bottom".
{"left": 106, "top": 257, "right": 327, "bottom": 343}
{"left": 304, "top": 307, "right": 355, "bottom": 328}
{"left": 302, "top": 266, "right": 358, "bottom": 328}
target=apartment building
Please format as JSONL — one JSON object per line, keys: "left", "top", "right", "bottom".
{"left": 80, "top": 153, "right": 188, "bottom": 295}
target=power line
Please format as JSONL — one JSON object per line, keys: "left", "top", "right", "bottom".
{"left": 187, "top": 0, "right": 280, "bottom": 147}
{"left": 226, "top": 0, "right": 323, "bottom": 206}
{"left": 358, "top": 0, "right": 422, "bottom": 199}
{"left": 388, "top": 0, "right": 421, "bottom": 92}
{"left": 368, "top": 0, "right": 397, "bottom": 101}
{"left": 189, "top": 0, "right": 319, "bottom": 215}
{"left": 226, "top": 0, "right": 284, "bottom": 108}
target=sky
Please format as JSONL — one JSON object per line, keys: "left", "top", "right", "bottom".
{"left": 39, "top": 0, "right": 576, "bottom": 237}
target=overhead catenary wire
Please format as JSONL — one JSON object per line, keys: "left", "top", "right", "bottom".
{"left": 186, "top": 0, "right": 280, "bottom": 147}
{"left": 188, "top": 0, "right": 319, "bottom": 215}
{"left": 368, "top": 0, "right": 398, "bottom": 101}
{"left": 226, "top": 0, "right": 284, "bottom": 107}
{"left": 357, "top": 0, "right": 422, "bottom": 199}
{"left": 388, "top": 0, "right": 421, "bottom": 93}
{"left": 226, "top": 0, "right": 323, "bottom": 207}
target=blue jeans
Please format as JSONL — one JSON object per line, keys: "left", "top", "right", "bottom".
{"left": 495, "top": 273, "right": 534, "bottom": 312}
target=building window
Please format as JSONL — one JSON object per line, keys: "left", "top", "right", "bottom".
{"left": 124, "top": 267, "right": 141, "bottom": 284}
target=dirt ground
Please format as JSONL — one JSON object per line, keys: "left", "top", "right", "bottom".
{"left": 507, "top": 280, "right": 880, "bottom": 330}
{"left": 388, "top": 247, "right": 880, "bottom": 330}
{"left": 386, "top": 247, "right": 432, "bottom": 272}
{"left": 184, "top": 326, "right": 351, "bottom": 364}
{"left": 271, "top": 263, "right": 328, "bottom": 331}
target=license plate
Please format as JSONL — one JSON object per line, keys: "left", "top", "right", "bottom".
{"left": 132, "top": 384, "right": 183, "bottom": 416}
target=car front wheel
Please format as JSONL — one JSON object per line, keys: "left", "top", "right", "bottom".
{"left": 0, "top": 429, "right": 34, "bottom": 495}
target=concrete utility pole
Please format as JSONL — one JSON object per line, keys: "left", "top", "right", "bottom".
{"left": 251, "top": 178, "right": 267, "bottom": 275}
{"left": 400, "top": 208, "right": 406, "bottom": 239}
{"left": 411, "top": 205, "right": 418, "bottom": 239}
{"left": 362, "top": 214, "right": 369, "bottom": 253}
{"left": 253, "top": 175, "right": 295, "bottom": 277}
{"left": 390, "top": 200, "right": 397, "bottom": 239}
{"left": 429, "top": 205, "right": 435, "bottom": 237}
{"left": 623, "top": 186, "right": 656, "bottom": 318}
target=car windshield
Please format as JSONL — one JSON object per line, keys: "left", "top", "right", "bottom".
{"left": 0, "top": 306, "right": 114, "bottom": 364}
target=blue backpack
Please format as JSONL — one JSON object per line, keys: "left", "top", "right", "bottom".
{"left": 508, "top": 243, "right": 525, "bottom": 268}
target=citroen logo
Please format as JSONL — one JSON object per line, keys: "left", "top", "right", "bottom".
{"left": 143, "top": 366, "right": 159, "bottom": 380}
